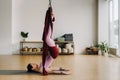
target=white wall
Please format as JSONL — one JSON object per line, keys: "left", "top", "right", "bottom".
{"left": 12, "top": 0, "right": 47, "bottom": 53}
{"left": 0, "top": 0, "right": 97, "bottom": 54}
{"left": 0, "top": 0, "right": 12, "bottom": 54}
{"left": 54, "top": 0, "right": 98, "bottom": 54}
{"left": 12, "top": 0, "right": 97, "bottom": 54}
{"left": 98, "top": 0, "right": 109, "bottom": 43}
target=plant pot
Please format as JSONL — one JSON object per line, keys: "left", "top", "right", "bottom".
{"left": 23, "top": 38, "right": 26, "bottom": 41}
{"left": 98, "top": 50, "right": 102, "bottom": 55}
{"left": 103, "top": 52, "right": 109, "bottom": 57}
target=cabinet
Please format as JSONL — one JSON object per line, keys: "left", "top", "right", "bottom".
{"left": 55, "top": 41, "right": 74, "bottom": 55}
{"left": 20, "top": 41, "right": 43, "bottom": 55}
{"left": 20, "top": 41, "right": 74, "bottom": 55}
{"left": 86, "top": 47, "right": 98, "bottom": 55}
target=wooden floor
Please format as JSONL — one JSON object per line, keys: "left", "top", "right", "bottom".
{"left": 0, "top": 54, "right": 120, "bottom": 80}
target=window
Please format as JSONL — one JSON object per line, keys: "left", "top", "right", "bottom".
{"left": 109, "top": 0, "right": 120, "bottom": 55}
{"left": 109, "top": 0, "right": 119, "bottom": 47}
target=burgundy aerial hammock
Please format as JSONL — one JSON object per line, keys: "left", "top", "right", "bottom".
{"left": 42, "top": 0, "right": 59, "bottom": 75}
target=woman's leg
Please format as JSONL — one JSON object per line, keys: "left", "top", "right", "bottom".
{"left": 46, "top": 26, "right": 55, "bottom": 47}
{"left": 46, "top": 26, "right": 59, "bottom": 58}
{"left": 44, "top": 26, "right": 55, "bottom": 70}
{"left": 44, "top": 54, "right": 54, "bottom": 70}
{"left": 39, "top": 54, "right": 54, "bottom": 70}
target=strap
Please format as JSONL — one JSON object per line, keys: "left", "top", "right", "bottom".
{"left": 49, "top": 0, "right": 52, "bottom": 7}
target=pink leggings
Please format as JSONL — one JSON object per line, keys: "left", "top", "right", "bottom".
{"left": 41, "top": 26, "right": 59, "bottom": 70}
{"left": 45, "top": 25, "right": 55, "bottom": 47}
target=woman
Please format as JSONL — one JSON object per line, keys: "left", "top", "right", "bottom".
{"left": 27, "top": 7, "right": 70, "bottom": 75}
{"left": 27, "top": 63, "right": 70, "bottom": 75}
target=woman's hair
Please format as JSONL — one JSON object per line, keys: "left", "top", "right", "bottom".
{"left": 27, "top": 63, "right": 33, "bottom": 72}
{"left": 27, "top": 63, "right": 39, "bottom": 73}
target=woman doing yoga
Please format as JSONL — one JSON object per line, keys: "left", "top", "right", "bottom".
{"left": 27, "top": 6, "right": 70, "bottom": 75}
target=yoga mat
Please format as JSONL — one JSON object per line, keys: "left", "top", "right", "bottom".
{"left": 0, "top": 70, "right": 70, "bottom": 75}
{"left": 0, "top": 70, "right": 40, "bottom": 75}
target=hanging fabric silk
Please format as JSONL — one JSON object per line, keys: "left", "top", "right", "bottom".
{"left": 42, "top": 3, "right": 58, "bottom": 75}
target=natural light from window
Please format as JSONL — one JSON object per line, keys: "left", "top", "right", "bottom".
{"left": 109, "top": 0, "right": 118, "bottom": 48}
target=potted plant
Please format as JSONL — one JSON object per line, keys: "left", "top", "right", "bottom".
{"left": 21, "top": 31, "right": 29, "bottom": 41}
{"left": 98, "top": 41, "right": 109, "bottom": 56}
